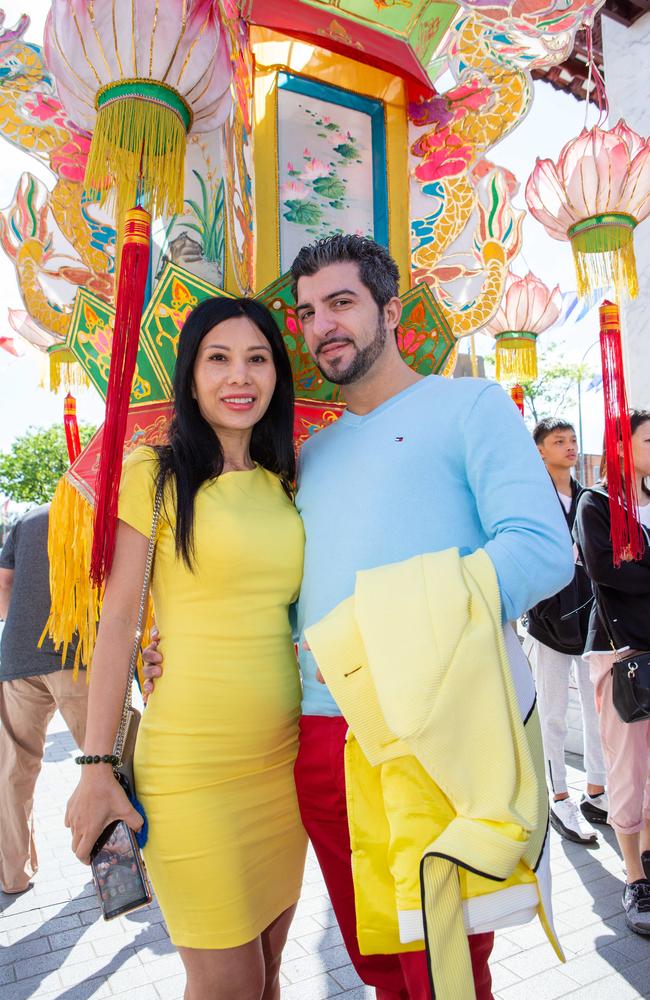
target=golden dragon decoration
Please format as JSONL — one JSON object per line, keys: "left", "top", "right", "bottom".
{"left": 409, "top": 13, "right": 532, "bottom": 338}
{"left": 0, "top": 20, "right": 114, "bottom": 348}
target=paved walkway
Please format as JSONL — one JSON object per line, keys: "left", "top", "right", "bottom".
{"left": 1, "top": 713, "right": 649, "bottom": 999}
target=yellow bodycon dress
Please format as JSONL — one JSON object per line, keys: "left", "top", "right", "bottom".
{"left": 118, "top": 447, "right": 307, "bottom": 949}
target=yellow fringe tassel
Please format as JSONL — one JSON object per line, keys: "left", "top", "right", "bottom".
{"left": 85, "top": 95, "right": 187, "bottom": 233}
{"left": 49, "top": 349, "right": 91, "bottom": 394}
{"left": 495, "top": 336, "right": 538, "bottom": 384}
{"left": 41, "top": 477, "right": 101, "bottom": 679}
{"left": 41, "top": 476, "right": 152, "bottom": 685}
{"left": 572, "top": 241, "right": 639, "bottom": 302}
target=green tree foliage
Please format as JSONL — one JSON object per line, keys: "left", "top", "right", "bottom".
{"left": 0, "top": 424, "right": 97, "bottom": 504}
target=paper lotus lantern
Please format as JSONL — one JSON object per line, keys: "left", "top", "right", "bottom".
{"left": 44, "top": 0, "right": 232, "bottom": 587}
{"left": 526, "top": 121, "right": 650, "bottom": 301}
{"left": 483, "top": 271, "right": 561, "bottom": 382}
{"left": 44, "top": 0, "right": 232, "bottom": 223}
{"left": 47, "top": 343, "right": 90, "bottom": 394}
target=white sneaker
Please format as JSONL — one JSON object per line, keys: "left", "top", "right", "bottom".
{"left": 550, "top": 797, "right": 598, "bottom": 844}
{"left": 580, "top": 791, "right": 609, "bottom": 825}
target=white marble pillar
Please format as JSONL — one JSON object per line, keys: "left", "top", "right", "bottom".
{"left": 601, "top": 13, "right": 650, "bottom": 409}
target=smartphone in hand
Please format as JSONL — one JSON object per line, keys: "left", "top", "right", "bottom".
{"left": 90, "top": 819, "right": 152, "bottom": 920}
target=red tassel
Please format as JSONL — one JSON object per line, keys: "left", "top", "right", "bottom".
{"left": 599, "top": 301, "right": 643, "bottom": 566}
{"left": 63, "top": 392, "right": 81, "bottom": 464}
{"left": 90, "top": 207, "right": 150, "bottom": 587}
{"left": 510, "top": 384, "right": 525, "bottom": 416}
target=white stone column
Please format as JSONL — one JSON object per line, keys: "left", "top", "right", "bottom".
{"left": 601, "top": 13, "right": 650, "bottom": 409}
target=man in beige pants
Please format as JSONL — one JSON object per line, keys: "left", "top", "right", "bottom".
{"left": 0, "top": 504, "right": 87, "bottom": 894}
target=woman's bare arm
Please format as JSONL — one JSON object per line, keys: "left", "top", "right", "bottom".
{"left": 65, "top": 520, "right": 150, "bottom": 863}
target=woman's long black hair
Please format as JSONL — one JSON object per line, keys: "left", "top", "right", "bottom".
{"left": 156, "top": 296, "right": 295, "bottom": 569}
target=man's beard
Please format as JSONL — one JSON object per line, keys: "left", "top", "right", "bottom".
{"left": 315, "top": 315, "right": 388, "bottom": 386}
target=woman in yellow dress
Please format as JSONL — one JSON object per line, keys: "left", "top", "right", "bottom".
{"left": 65, "top": 297, "right": 307, "bottom": 999}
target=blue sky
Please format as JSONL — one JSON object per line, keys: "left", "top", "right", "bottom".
{"left": 0, "top": 0, "right": 605, "bottom": 456}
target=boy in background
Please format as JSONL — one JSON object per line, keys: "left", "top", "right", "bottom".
{"left": 526, "top": 418, "right": 607, "bottom": 844}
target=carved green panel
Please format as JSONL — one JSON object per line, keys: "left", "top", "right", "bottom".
{"left": 398, "top": 281, "right": 455, "bottom": 376}
{"left": 258, "top": 272, "right": 342, "bottom": 402}
{"left": 139, "top": 263, "right": 234, "bottom": 402}
{"left": 66, "top": 289, "right": 171, "bottom": 404}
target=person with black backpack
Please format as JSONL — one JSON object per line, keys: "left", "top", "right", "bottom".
{"left": 525, "top": 418, "right": 608, "bottom": 845}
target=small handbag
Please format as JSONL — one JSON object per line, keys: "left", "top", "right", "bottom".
{"left": 612, "top": 650, "right": 650, "bottom": 724}
{"left": 597, "top": 592, "right": 650, "bottom": 724}
{"left": 111, "top": 481, "right": 163, "bottom": 842}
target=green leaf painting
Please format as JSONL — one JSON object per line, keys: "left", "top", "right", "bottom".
{"left": 279, "top": 93, "right": 374, "bottom": 269}
{"left": 312, "top": 176, "right": 346, "bottom": 200}
{"left": 283, "top": 199, "right": 324, "bottom": 225}
{"left": 333, "top": 143, "right": 358, "bottom": 160}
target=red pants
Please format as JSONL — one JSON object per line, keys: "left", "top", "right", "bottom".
{"left": 294, "top": 716, "right": 494, "bottom": 1000}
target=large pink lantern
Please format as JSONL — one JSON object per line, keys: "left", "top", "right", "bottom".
{"left": 44, "top": 0, "right": 232, "bottom": 223}
{"left": 526, "top": 121, "right": 650, "bottom": 301}
{"left": 483, "top": 271, "right": 561, "bottom": 382}
{"left": 44, "top": 0, "right": 233, "bottom": 587}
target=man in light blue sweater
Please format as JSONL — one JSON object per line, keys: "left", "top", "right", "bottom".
{"left": 144, "top": 235, "right": 574, "bottom": 999}
{"left": 289, "top": 236, "right": 574, "bottom": 1000}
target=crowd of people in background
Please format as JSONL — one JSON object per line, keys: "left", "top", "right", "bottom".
{"left": 0, "top": 235, "right": 649, "bottom": 1000}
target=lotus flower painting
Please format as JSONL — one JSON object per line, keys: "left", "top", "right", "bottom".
{"left": 483, "top": 271, "right": 561, "bottom": 382}
{"left": 526, "top": 121, "right": 650, "bottom": 300}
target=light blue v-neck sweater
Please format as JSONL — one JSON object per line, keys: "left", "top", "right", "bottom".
{"left": 295, "top": 375, "right": 574, "bottom": 717}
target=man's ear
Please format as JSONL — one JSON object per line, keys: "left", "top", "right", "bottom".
{"left": 385, "top": 296, "right": 402, "bottom": 334}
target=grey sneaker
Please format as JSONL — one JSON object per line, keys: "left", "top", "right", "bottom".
{"left": 622, "top": 880, "right": 650, "bottom": 936}
{"left": 642, "top": 852, "right": 650, "bottom": 881}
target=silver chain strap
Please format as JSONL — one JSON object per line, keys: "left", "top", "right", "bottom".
{"left": 112, "top": 482, "right": 163, "bottom": 764}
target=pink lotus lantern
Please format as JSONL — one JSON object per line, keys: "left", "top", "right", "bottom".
{"left": 526, "top": 121, "right": 650, "bottom": 301}
{"left": 44, "top": 0, "right": 232, "bottom": 224}
{"left": 483, "top": 271, "right": 561, "bottom": 382}
{"left": 44, "top": 0, "right": 233, "bottom": 587}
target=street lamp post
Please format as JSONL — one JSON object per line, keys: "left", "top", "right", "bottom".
{"left": 577, "top": 375, "right": 585, "bottom": 483}
{"left": 576, "top": 340, "right": 599, "bottom": 484}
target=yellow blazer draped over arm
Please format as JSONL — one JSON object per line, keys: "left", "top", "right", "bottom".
{"left": 306, "top": 548, "right": 562, "bottom": 1000}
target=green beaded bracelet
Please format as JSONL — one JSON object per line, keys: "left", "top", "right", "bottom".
{"left": 75, "top": 753, "right": 118, "bottom": 766}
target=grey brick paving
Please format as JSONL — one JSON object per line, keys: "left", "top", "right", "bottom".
{"left": 1, "top": 716, "right": 649, "bottom": 998}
